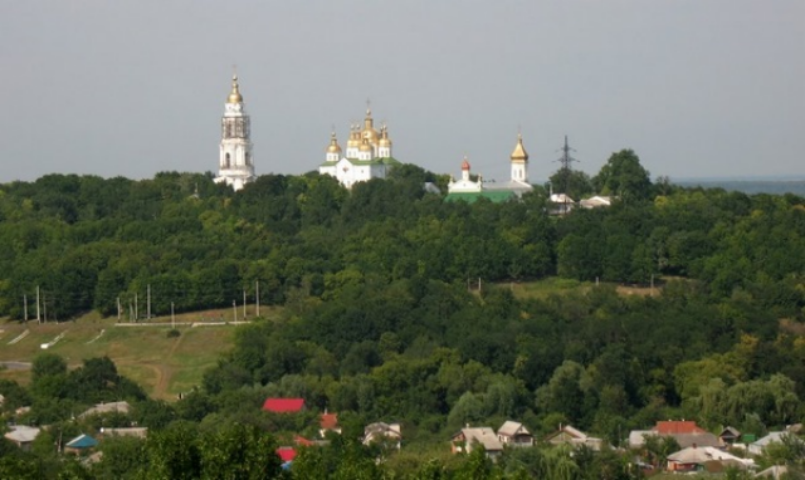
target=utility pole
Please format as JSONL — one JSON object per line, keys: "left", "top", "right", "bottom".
{"left": 117, "top": 297, "right": 122, "bottom": 321}
{"left": 23, "top": 294, "right": 28, "bottom": 321}
{"left": 171, "top": 302, "right": 175, "bottom": 330}
{"left": 134, "top": 293, "right": 138, "bottom": 322}
{"left": 147, "top": 284, "right": 151, "bottom": 320}
{"left": 36, "top": 286, "right": 41, "bottom": 323}
{"left": 43, "top": 291, "right": 47, "bottom": 323}
{"left": 243, "top": 289, "right": 247, "bottom": 318}
{"left": 255, "top": 280, "right": 260, "bottom": 317}
{"left": 232, "top": 300, "right": 237, "bottom": 323}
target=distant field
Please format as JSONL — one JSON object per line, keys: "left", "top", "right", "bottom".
{"left": 0, "top": 305, "right": 283, "bottom": 400}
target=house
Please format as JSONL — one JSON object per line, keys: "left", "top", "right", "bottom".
{"left": 580, "top": 196, "right": 613, "bottom": 209}
{"left": 666, "top": 445, "right": 753, "bottom": 473}
{"left": 79, "top": 401, "right": 131, "bottom": 418}
{"left": 452, "top": 427, "right": 503, "bottom": 458}
{"left": 497, "top": 421, "right": 534, "bottom": 447}
{"left": 718, "top": 426, "right": 741, "bottom": 446}
{"left": 99, "top": 427, "right": 148, "bottom": 439}
{"left": 549, "top": 193, "right": 575, "bottom": 215}
{"left": 545, "top": 425, "right": 603, "bottom": 451}
{"left": 363, "top": 422, "right": 401, "bottom": 449}
{"left": 319, "top": 411, "right": 341, "bottom": 437}
{"left": 276, "top": 446, "right": 297, "bottom": 468}
{"left": 748, "top": 431, "right": 803, "bottom": 456}
{"left": 65, "top": 434, "right": 98, "bottom": 454}
{"left": 262, "top": 398, "right": 305, "bottom": 413}
{"left": 4, "top": 425, "right": 40, "bottom": 451}
{"left": 629, "top": 420, "right": 719, "bottom": 449}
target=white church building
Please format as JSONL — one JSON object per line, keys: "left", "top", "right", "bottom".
{"left": 318, "top": 107, "right": 401, "bottom": 188}
{"left": 214, "top": 73, "right": 256, "bottom": 191}
{"left": 446, "top": 134, "right": 533, "bottom": 202}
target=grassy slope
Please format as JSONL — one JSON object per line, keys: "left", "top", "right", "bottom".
{"left": 0, "top": 305, "right": 282, "bottom": 400}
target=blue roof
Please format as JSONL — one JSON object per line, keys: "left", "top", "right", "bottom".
{"left": 66, "top": 434, "right": 98, "bottom": 449}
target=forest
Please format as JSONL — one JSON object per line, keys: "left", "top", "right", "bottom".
{"left": 1, "top": 150, "right": 805, "bottom": 478}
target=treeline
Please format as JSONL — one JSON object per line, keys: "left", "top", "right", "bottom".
{"left": 1, "top": 150, "right": 804, "bottom": 322}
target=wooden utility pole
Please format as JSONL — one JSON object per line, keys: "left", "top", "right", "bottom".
{"left": 147, "top": 284, "right": 151, "bottom": 320}
{"left": 23, "top": 294, "right": 28, "bottom": 321}
{"left": 117, "top": 297, "right": 122, "bottom": 321}
{"left": 232, "top": 300, "right": 237, "bottom": 322}
{"left": 256, "top": 280, "right": 260, "bottom": 317}
{"left": 171, "top": 302, "right": 175, "bottom": 330}
{"left": 134, "top": 293, "right": 138, "bottom": 321}
{"left": 36, "top": 286, "right": 41, "bottom": 323}
{"left": 243, "top": 289, "right": 247, "bottom": 318}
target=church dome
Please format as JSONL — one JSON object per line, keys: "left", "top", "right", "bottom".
{"left": 378, "top": 124, "right": 392, "bottom": 147}
{"left": 461, "top": 157, "right": 471, "bottom": 170}
{"left": 359, "top": 138, "right": 373, "bottom": 152}
{"left": 346, "top": 124, "right": 360, "bottom": 148}
{"left": 510, "top": 133, "right": 529, "bottom": 161}
{"left": 326, "top": 131, "right": 342, "bottom": 153}
{"left": 227, "top": 74, "right": 243, "bottom": 103}
{"left": 362, "top": 107, "right": 380, "bottom": 145}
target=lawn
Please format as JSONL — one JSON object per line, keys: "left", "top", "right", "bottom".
{"left": 0, "top": 305, "right": 283, "bottom": 400}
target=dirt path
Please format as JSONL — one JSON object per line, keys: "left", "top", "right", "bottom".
{"left": 151, "top": 335, "right": 184, "bottom": 399}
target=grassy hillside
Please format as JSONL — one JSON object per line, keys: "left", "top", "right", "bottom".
{"left": 0, "top": 305, "right": 282, "bottom": 400}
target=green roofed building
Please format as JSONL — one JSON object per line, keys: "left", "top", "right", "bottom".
{"left": 319, "top": 105, "right": 402, "bottom": 189}
{"left": 445, "top": 134, "right": 534, "bottom": 203}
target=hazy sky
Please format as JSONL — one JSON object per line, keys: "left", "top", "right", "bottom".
{"left": 1, "top": 1, "right": 803, "bottom": 183}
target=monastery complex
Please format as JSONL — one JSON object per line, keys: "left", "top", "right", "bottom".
{"left": 213, "top": 73, "right": 538, "bottom": 201}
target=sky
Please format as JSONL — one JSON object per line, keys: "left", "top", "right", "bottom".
{"left": 1, "top": 0, "right": 803, "bottom": 184}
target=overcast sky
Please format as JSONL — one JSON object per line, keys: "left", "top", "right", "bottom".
{"left": 1, "top": 1, "right": 803, "bottom": 184}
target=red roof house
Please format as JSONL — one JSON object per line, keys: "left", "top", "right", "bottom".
{"left": 262, "top": 398, "right": 305, "bottom": 413}
{"left": 655, "top": 421, "right": 707, "bottom": 435}
{"left": 276, "top": 447, "right": 297, "bottom": 463}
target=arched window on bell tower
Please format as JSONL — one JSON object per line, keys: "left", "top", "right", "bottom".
{"left": 225, "top": 153, "right": 231, "bottom": 168}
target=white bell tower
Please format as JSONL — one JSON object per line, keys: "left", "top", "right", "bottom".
{"left": 215, "top": 73, "right": 255, "bottom": 191}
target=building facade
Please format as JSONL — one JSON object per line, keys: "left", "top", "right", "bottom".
{"left": 214, "top": 74, "right": 255, "bottom": 191}
{"left": 319, "top": 107, "right": 400, "bottom": 188}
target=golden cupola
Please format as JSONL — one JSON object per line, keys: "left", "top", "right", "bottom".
{"left": 359, "top": 137, "right": 373, "bottom": 152}
{"left": 346, "top": 124, "right": 360, "bottom": 149}
{"left": 362, "top": 107, "right": 380, "bottom": 145}
{"left": 378, "top": 124, "right": 392, "bottom": 147}
{"left": 227, "top": 74, "right": 243, "bottom": 103}
{"left": 510, "top": 133, "right": 529, "bottom": 162}
{"left": 326, "top": 131, "right": 342, "bottom": 154}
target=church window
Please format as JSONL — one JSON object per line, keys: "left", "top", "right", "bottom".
{"left": 225, "top": 153, "right": 231, "bottom": 168}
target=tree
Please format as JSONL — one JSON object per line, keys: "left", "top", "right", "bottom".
{"left": 198, "top": 423, "right": 282, "bottom": 480}
{"left": 549, "top": 168, "right": 594, "bottom": 201}
{"left": 592, "top": 150, "right": 652, "bottom": 203}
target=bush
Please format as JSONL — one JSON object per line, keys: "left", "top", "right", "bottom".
{"left": 166, "top": 329, "right": 181, "bottom": 338}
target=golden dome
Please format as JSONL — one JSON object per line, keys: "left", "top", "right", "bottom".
{"left": 362, "top": 107, "right": 380, "bottom": 145}
{"left": 326, "top": 131, "right": 342, "bottom": 153}
{"left": 378, "top": 124, "right": 392, "bottom": 147}
{"left": 346, "top": 124, "right": 360, "bottom": 148}
{"left": 359, "top": 138, "right": 373, "bottom": 152}
{"left": 510, "top": 133, "right": 529, "bottom": 162}
{"left": 227, "top": 73, "right": 243, "bottom": 103}
{"left": 461, "top": 156, "right": 471, "bottom": 170}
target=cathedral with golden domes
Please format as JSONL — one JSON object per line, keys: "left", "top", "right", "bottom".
{"left": 445, "top": 133, "right": 534, "bottom": 202}
{"left": 319, "top": 106, "right": 401, "bottom": 188}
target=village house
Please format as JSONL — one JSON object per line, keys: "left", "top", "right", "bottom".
{"left": 262, "top": 398, "right": 305, "bottom": 413}
{"left": 497, "top": 421, "right": 534, "bottom": 447}
{"left": 629, "top": 420, "right": 719, "bottom": 449}
{"left": 4, "top": 425, "right": 40, "bottom": 451}
{"left": 545, "top": 425, "right": 604, "bottom": 451}
{"left": 363, "top": 422, "right": 402, "bottom": 449}
{"left": 666, "top": 445, "right": 753, "bottom": 473}
{"left": 79, "top": 401, "right": 131, "bottom": 418}
{"left": 452, "top": 427, "right": 504, "bottom": 459}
